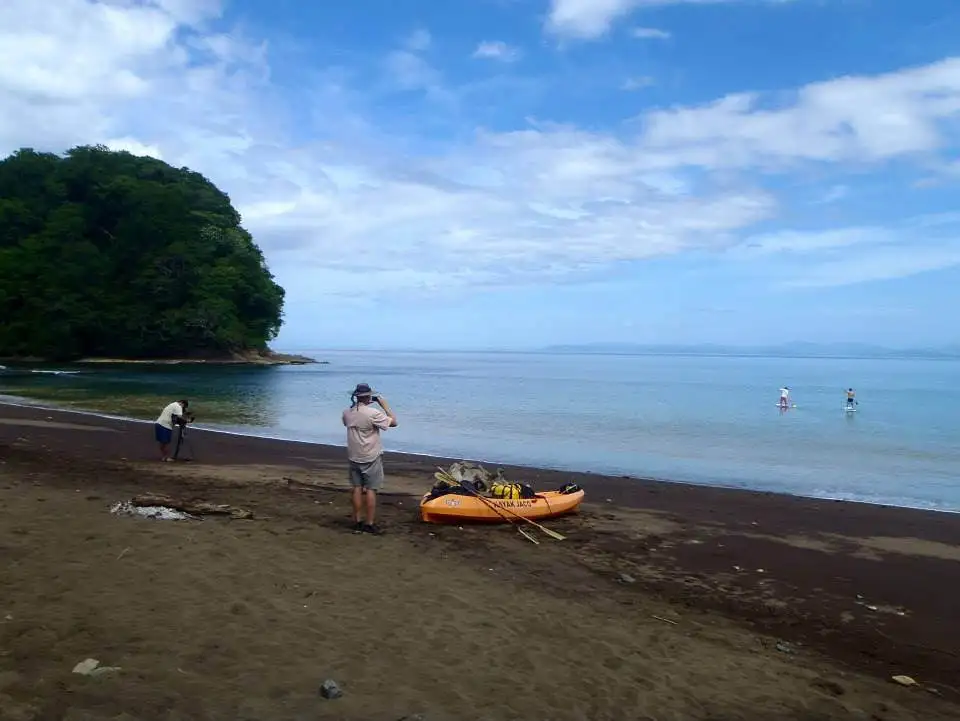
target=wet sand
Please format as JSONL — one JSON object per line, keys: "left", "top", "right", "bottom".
{"left": 1, "top": 402, "right": 959, "bottom": 720}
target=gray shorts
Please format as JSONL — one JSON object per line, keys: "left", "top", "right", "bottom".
{"left": 348, "top": 456, "right": 384, "bottom": 491}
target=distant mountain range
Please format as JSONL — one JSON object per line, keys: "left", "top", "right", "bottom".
{"left": 542, "top": 342, "right": 960, "bottom": 359}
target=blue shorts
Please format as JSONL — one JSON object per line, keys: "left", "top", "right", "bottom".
{"left": 154, "top": 424, "right": 173, "bottom": 444}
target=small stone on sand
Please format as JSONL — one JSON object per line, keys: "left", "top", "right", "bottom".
{"left": 320, "top": 679, "right": 343, "bottom": 699}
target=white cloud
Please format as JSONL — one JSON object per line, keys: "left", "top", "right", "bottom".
{"left": 233, "top": 117, "right": 779, "bottom": 284}
{"left": 781, "top": 244, "right": 960, "bottom": 288}
{"left": 638, "top": 57, "right": 960, "bottom": 169}
{"left": 0, "top": 0, "right": 777, "bottom": 298}
{"left": 472, "top": 41, "right": 521, "bottom": 62}
{"left": 731, "top": 215, "right": 960, "bottom": 287}
{"left": 0, "top": 2, "right": 175, "bottom": 104}
{"left": 546, "top": 0, "right": 791, "bottom": 40}
{"left": 105, "top": 137, "right": 165, "bottom": 160}
{"left": 632, "top": 27, "right": 672, "bottom": 39}
{"left": 2, "top": 0, "right": 959, "bottom": 310}
{"left": 546, "top": 0, "right": 641, "bottom": 39}
{"left": 735, "top": 227, "right": 885, "bottom": 257}
{"left": 0, "top": 0, "right": 265, "bottom": 159}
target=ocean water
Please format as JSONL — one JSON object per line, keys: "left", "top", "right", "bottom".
{"left": 2, "top": 350, "right": 959, "bottom": 512}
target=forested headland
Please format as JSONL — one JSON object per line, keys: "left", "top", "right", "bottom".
{"left": 0, "top": 145, "right": 310, "bottom": 363}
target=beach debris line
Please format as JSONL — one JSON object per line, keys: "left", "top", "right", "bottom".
{"left": 110, "top": 500, "right": 194, "bottom": 521}
{"left": 110, "top": 493, "right": 254, "bottom": 521}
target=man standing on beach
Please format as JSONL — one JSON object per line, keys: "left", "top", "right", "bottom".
{"left": 155, "top": 399, "right": 189, "bottom": 461}
{"left": 342, "top": 383, "right": 397, "bottom": 535}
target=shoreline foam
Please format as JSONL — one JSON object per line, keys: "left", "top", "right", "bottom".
{"left": 1, "top": 396, "right": 957, "bottom": 516}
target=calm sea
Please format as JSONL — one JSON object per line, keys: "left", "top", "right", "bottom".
{"left": 2, "top": 350, "right": 959, "bottom": 512}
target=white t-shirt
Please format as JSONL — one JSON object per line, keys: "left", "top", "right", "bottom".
{"left": 156, "top": 402, "right": 184, "bottom": 430}
{"left": 779, "top": 387, "right": 790, "bottom": 398}
{"left": 342, "top": 403, "right": 393, "bottom": 463}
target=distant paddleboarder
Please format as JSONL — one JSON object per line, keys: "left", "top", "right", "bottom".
{"left": 778, "top": 386, "right": 791, "bottom": 409}
{"left": 845, "top": 388, "right": 857, "bottom": 409}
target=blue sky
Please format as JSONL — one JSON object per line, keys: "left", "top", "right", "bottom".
{"left": 2, "top": 0, "right": 960, "bottom": 349}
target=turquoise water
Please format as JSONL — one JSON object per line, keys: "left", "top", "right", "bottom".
{"left": 2, "top": 351, "right": 959, "bottom": 512}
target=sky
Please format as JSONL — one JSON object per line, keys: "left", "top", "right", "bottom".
{"left": 2, "top": 0, "right": 960, "bottom": 350}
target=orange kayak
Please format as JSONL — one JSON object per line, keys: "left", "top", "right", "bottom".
{"left": 420, "top": 489, "right": 585, "bottom": 524}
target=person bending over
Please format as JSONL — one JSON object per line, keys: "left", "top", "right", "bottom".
{"left": 342, "top": 383, "right": 397, "bottom": 535}
{"left": 155, "top": 399, "right": 190, "bottom": 462}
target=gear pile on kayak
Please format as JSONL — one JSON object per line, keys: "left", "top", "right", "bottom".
{"left": 420, "top": 461, "right": 584, "bottom": 525}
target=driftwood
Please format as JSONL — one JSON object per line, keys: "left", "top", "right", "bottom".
{"left": 131, "top": 493, "right": 254, "bottom": 520}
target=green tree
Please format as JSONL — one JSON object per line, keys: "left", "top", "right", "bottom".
{"left": 0, "top": 145, "right": 285, "bottom": 360}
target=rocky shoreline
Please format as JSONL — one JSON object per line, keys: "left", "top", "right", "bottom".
{"left": 0, "top": 349, "right": 323, "bottom": 366}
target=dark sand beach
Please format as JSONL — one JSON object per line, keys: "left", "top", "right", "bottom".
{"left": 2, "top": 401, "right": 959, "bottom": 720}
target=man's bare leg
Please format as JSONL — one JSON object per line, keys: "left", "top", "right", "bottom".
{"left": 351, "top": 487, "right": 364, "bottom": 523}
{"left": 364, "top": 488, "right": 377, "bottom": 525}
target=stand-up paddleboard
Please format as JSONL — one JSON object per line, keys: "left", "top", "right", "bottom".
{"left": 845, "top": 406, "right": 857, "bottom": 412}
{"left": 775, "top": 404, "right": 797, "bottom": 408}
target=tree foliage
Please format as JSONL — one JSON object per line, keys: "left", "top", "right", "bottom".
{"left": 0, "top": 145, "right": 285, "bottom": 360}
